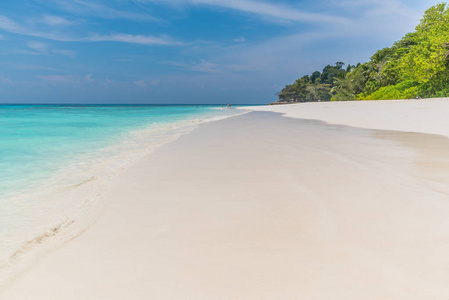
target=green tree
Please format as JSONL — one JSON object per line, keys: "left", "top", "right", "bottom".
{"left": 398, "top": 3, "right": 449, "bottom": 83}
{"left": 311, "top": 71, "right": 321, "bottom": 84}
{"left": 331, "top": 67, "right": 366, "bottom": 101}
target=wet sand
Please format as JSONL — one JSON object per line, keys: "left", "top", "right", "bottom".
{"left": 2, "top": 111, "right": 449, "bottom": 299}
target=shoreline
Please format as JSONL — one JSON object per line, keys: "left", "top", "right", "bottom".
{"left": 2, "top": 105, "right": 449, "bottom": 299}
{"left": 0, "top": 108, "right": 249, "bottom": 290}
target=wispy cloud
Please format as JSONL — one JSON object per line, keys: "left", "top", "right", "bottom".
{"left": 0, "top": 15, "right": 77, "bottom": 41}
{"left": 41, "top": 15, "right": 75, "bottom": 26}
{"left": 144, "top": 0, "right": 425, "bottom": 39}
{"left": 233, "top": 37, "right": 246, "bottom": 43}
{"left": 164, "top": 59, "right": 237, "bottom": 74}
{"left": 0, "top": 15, "right": 180, "bottom": 46}
{"left": 333, "top": 0, "right": 422, "bottom": 23}
{"left": 134, "top": 79, "right": 160, "bottom": 87}
{"left": 134, "top": 80, "right": 147, "bottom": 87}
{"left": 15, "top": 41, "right": 49, "bottom": 56}
{"left": 142, "top": 0, "right": 349, "bottom": 25}
{"left": 46, "top": 0, "right": 159, "bottom": 22}
{"left": 190, "top": 61, "right": 223, "bottom": 73}
{"left": 326, "top": 0, "right": 428, "bottom": 40}
{"left": 13, "top": 64, "right": 61, "bottom": 72}
{"left": 88, "top": 34, "right": 182, "bottom": 45}
{"left": 200, "top": 0, "right": 348, "bottom": 24}
{"left": 35, "top": 75, "right": 78, "bottom": 83}
{"left": 15, "top": 40, "right": 77, "bottom": 57}
{"left": 35, "top": 74, "right": 94, "bottom": 84}
{"left": 0, "top": 16, "right": 22, "bottom": 35}
{"left": 27, "top": 41, "right": 48, "bottom": 53}
{"left": 164, "top": 30, "right": 332, "bottom": 75}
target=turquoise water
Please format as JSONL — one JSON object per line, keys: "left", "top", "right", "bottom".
{"left": 0, "top": 105, "right": 237, "bottom": 199}
{"left": 0, "top": 104, "right": 244, "bottom": 266}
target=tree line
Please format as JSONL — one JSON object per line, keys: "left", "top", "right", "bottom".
{"left": 278, "top": 2, "right": 449, "bottom": 102}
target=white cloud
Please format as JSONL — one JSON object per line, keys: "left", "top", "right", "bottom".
{"left": 0, "top": 15, "right": 77, "bottom": 41}
{"left": 88, "top": 34, "right": 182, "bottom": 45}
{"left": 134, "top": 79, "right": 160, "bottom": 87}
{"left": 35, "top": 75, "right": 80, "bottom": 83}
{"left": 167, "top": 30, "right": 332, "bottom": 75}
{"left": 13, "top": 64, "right": 61, "bottom": 71}
{"left": 0, "top": 16, "right": 21, "bottom": 34}
{"left": 142, "top": 0, "right": 429, "bottom": 41}
{"left": 41, "top": 15, "right": 74, "bottom": 26}
{"left": 134, "top": 80, "right": 147, "bottom": 87}
{"left": 18, "top": 42, "right": 77, "bottom": 58}
{"left": 35, "top": 74, "right": 97, "bottom": 84}
{"left": 143, "top": 0, "right": 349, "bottom": 25}
{"left": 46, "top": 0, "right": 159, "bottom": 22}
{"left": 199, "top": 0, "right": 347, "bottom": 24}
{"left": 0, "top": 15, "right": 181, "bottom": 46}
{"left": 27, "top": 41, "right": 48, "bottom": 53}
{"left": 15, "top": 49, "right": 41, "bottom": 55}
{"left": 327, "top": 1, "right": 429, "bottom": 41}
{"left": 162, "top": 60, "right": 223, "bottom": 73}
{"left": 233, "top": 37, "right": 246, "bottom": 43}
{"left": 190, "top": 61, "right": 222, "bottom": 73}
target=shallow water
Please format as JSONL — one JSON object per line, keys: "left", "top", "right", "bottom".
{"left": 0, "top": 104, "right": 244, "bottom": 267}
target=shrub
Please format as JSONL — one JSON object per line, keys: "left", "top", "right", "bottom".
{"left": 359, "top": 81, "right": 421, "bottom": 100}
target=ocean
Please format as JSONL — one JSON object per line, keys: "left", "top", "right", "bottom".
{"left": 0, "top": 104, "right": 244, "bottom": 271}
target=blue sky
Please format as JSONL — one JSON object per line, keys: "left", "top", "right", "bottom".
{"left": 0, "top": 0, "right": 442, "bottom": 104}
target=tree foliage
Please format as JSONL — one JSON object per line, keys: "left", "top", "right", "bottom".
{"left": 278, "top": 2, "right": 449, "bottom": 102}
{"left": 277, "top": 62, "right": 346, "bottom": 102}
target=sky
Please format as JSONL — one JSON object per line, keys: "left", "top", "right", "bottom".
{"left": 0, "top": 0, "right": 442, "bottom": 104}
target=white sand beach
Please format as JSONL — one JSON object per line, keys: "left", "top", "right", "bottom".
{"left": 251, "top": 98, "right": 449, "bottom": 138}
{"left": 2, "top": 99, "right": 449, "bottom": 299}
